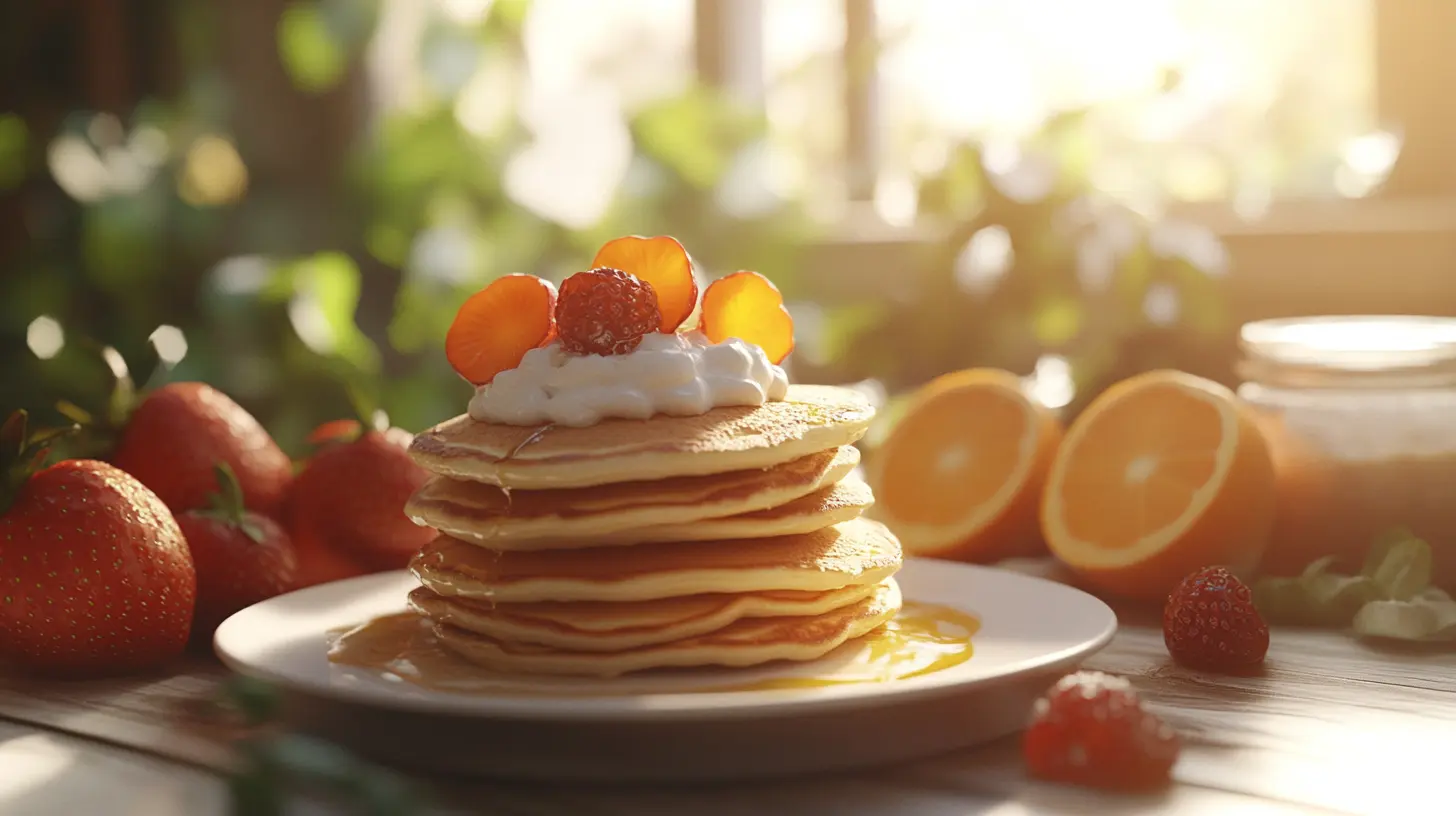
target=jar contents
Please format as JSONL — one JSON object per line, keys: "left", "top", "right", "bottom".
{"left": 1237, "top": 316, "right": 1456, "bottom": 590}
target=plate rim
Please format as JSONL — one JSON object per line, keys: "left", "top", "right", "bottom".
{"left": 214, "top": 558, "right": 1118, "bottom": 723}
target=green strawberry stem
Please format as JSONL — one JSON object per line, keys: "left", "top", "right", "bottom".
{"left": 200, "top": 462, "right": 266, "bottom": 543}
{"left": 49, "top": 343, "right": 148, "bottom": 460}
{"left": 0, "top": 410, "right": 80, "bottom": 516}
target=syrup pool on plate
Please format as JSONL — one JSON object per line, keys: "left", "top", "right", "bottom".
{"left": 326, "top": 602, "right": 980, "bottom": 697}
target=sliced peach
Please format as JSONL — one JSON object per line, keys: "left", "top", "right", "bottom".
{"left": 445, "top": 274, "right": 557, "bottom": 385}
{"left": 592, "top": 235, "right": 698, "bottom": 332}
{"left": 699, "top": 271, "right": 795, "bottom": 364}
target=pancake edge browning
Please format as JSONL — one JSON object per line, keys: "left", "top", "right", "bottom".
{"left": 407, "top": 582, "right": 881, "bottom": 653}
{"left": 431, "top": 579, "right": 903, "bottom": 677}
{"left": 410, "top": 518, "right": 905, "bottom": 603}
{"left": 405, "top": 446, "right": 860, "bottom": 545}
{"left": 409, "top": 384, "right": 874, "bottom": 489}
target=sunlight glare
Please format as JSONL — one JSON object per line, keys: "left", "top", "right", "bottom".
{"left": 0, "top": 735, "right": 76, "bottom": 805}
{"left": 955, "top": 225, "right": 1013, "bottom": 297}
{"left": 1142, "top": 283, "right": 1181, "bottom": 327}
{"left": 46, "top": 136, "right": 108, "bottom": 202}
{"left": 1027, "top": 354, "right": 1075, "bottom": 410}
{"left": 504, "top": 80, "right": 631, "bottom": 229}
{"left": 149, "top": 325, "right": 189, "bottom": 367}
{"left": 178, "top": 135, "right": 248, "bottom": 207}
{"left": 26, "top": 316, "right": 64, "bottom": 360}
{"left": 873, "top": 172, "right": 918, "bottom": 227}
{"left": 436, "top": 0, "right": 494, "bottom": 24}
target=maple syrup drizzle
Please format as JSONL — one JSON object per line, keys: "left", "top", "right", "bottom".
{"left": 326, "top": 601, "right": 978, "bottom": 698}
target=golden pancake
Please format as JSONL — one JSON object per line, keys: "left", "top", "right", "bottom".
{"left": 618, "top": 476, "right": 873, "bottom": 547}
{"left": 410, "top": 517, "right": 903, "bottom": 603}
{"left": 431, "top": 579, "right": 903, "bottom": 677}
{"left": 405, "top": 446, "right": 859, "bottom": 546}
{"left": 409, "top": 384, "right": 873, "bottom": 489}
{"left": 407, "top": 582, "right": 880, "bottom": 652}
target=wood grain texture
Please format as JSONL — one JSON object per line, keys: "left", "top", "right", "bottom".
{"left": 1, "top": 613, "right": 1452, "bottom": 815}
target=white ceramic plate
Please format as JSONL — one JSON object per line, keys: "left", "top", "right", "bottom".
{"left": 215, "top": 559, "right": 1117, "bottom": 781}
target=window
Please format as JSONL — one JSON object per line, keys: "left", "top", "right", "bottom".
{"left": 699, "top": 0, "right": 1456, "bottom": 320}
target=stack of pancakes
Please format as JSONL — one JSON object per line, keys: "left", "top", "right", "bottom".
{"left": 403, "top": 385, "right": 904, "bottom": 677}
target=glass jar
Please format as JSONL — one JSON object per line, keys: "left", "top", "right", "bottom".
{"left": 1237, "top": 315, "right": 1456, "bottom": 590}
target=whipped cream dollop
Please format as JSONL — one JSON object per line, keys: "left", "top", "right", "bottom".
{"left": 469, "top": 330, "right": 789, "bottom": 427}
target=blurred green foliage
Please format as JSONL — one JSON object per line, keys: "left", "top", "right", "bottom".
{"left": 1, "top": 0, "right": 811, "bottom": 454}
{"left": 835, "top": 109, "right": 1231, "bottom": 418}
{"left": 2, "top": 0, "right": 1229, "bottom": 455}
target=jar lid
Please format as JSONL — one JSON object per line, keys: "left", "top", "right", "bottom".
{"left": 1238, "top": 315, "right": 1456, "bottom": 388}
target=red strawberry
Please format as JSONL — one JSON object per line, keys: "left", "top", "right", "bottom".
{"left": 1023, "top": 671, "right": 1180, "bottom": 791}
{"left": 109, "top": 382, "right": 293, "bottom": 519}
{"left": 286, "top": 420, "right": 434, "bottom": 586}
{"left": 1163, "top": 565, "right": 1269, "bottom": 672}
{"left": 177, "top": 464, "right": 298, "bottom": 638}
{"left": 0, "top": 410, "right": 196, "bottom": 676}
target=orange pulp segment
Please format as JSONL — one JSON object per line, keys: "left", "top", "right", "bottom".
{"left": 699, "top": 271, "right": 794, "bottom": 364}
{"left": 592, "top": 235, "right": 698, "bottom": 333}
{"left": 445, "top": 274, "right": 557, "bottom": 385}
{"left": 869, "top": 369, "right": 1062, "bottom": 563}
{"left": 1040, "top": 370, "right": 1276, "bottom": 601}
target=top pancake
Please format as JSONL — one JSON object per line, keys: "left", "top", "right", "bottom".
{"left": 409, "top": 384, "right": 873, "bottom": 489}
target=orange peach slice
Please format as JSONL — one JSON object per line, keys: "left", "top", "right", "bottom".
{"left": 445, "top": 274, "right": 557, "bottom": 385}
{"left": 592, "top": 235, "right": 698, "bottom": 332}
{"left": 699, "top": 271, "right": 795, "bottom": 364}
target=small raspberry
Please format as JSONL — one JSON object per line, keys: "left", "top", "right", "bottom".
{"left": 1023, "top": 671, "right": 1180, "bottom": 792}
{"left": 1163, "top": 565, "right": 1269, "bottom": 672}
{"left": 555, "top": 268, "right": 662, "bottom": 356}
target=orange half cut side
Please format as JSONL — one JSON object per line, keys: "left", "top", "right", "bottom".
{"left": 1040, "top": 370, "right": 1276, "bottom": 601}
{"left": 869, "top": 369, "right": 1062, "bottom": 564}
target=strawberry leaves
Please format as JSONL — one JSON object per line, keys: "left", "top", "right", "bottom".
{"left": 198, "top": 463, "right": 267, "bottom": 544}
{"left": 0, "top": 409, "right": 80, "bottom": 515}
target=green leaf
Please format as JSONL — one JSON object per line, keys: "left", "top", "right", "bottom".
{"left": 101, "top": 346, "right": 136, "bottom": 428}
{"left": 1353, "top": 594, "right": 1456, "bottom": 643}
{"left": 1252, "top": 572, "right": 1379, "bottom": 627}
{"left": 1367, "top": 533, "right": 1433, "bottom": 601}
{"left": 277, "top": 2, "right": 348, "bottom": 93}
{"left": 55, "top": 400, "right": 94, "bottom": 426}
{"left": 266, "top": 734, "right": 364, "bottom": 791}
{"left": 1301, "top": 555, "right": 1339, "bottom": 579}
{"left": 1363, "top": 528, "right": 1416, "bottom": 576}
{"left": 0, "top": 410, "right": 25, "bottom": 461}
{"left": 0, "top": 113, "right": 28, "bottom": 191}
{"left": 222, "top": 676, "right": 282, "bottom": 727}
{"left": 286, "top": 252, "right": 381, "bottom": 375}
{"left": 1031, "top": 296, "right": 1083, "bottom": 346}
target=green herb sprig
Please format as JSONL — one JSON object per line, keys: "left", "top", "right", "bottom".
{"left": 1253, "top": 529, "right": 1456, "bottom": 643}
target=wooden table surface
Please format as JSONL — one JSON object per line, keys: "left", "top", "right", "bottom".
{"left": 2, "top": 572, "right": 1453, "bottom": 816}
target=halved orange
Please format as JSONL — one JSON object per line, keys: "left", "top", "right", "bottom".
{"left": 868, "top": 369, "right": 1062, "bottom": 564}
{"left": 1040, "top": 370, "right": 1276, "bottom": 601}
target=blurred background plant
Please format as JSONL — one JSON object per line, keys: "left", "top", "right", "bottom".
{"left": 1, "top": 0, "right": 1390, "bottom": 452}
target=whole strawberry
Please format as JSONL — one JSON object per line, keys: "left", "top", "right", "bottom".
{"left": 1023, "top": 671, "right": 1180, "bottom": 791}
{"left": 286, "top": 420, "right": 434, "bottom": 586}
{"left": 177, "top": 464, "right": 298, "bottom": 638}
{"left": 110, "top": 382, "right": 293, "bottom": 519}
{"left": 1163, "top": 565, "right": 1270, "bottom": 672}
{"left": 0, "top": 411, "right": 196, "bottom": 676}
